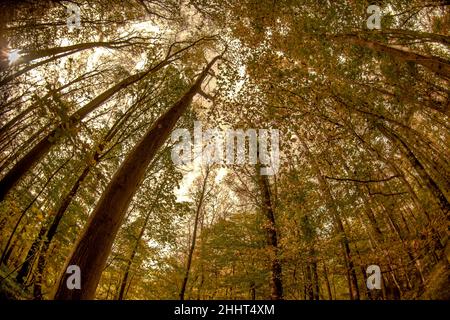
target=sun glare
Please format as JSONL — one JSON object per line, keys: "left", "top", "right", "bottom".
{"left": 8, "top": 49, "right": 21, "bottom": 65}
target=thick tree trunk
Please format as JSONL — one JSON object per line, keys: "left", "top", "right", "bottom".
{"left": 52, "top": 56, "right": 219, "bottom": 300}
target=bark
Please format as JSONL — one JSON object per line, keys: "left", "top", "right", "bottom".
{"left": 52, "top": 56, "right": 220, "bottom": 300}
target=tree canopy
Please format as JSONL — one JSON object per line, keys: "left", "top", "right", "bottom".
{"left": 0, "top": 0, "right": 449, "bottom": 300}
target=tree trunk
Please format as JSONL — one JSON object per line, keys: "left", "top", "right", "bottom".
{"left": 300, "top": 139, "right": 360, "bottom": 300}
{"left": 180, "top": 168, "right": 210, "bottom": 300}
{"left": 117, "top": 189, "right": 162, "bottom": 300}
{"left": 377, "top": 123, "right": 450, "bottom": 217}
{"left": 346, "top": 36, "right": 450, "bottom": 80}
{"left": 52, "top": 56, "right": 219, "bottom": 300}
{"left": 323, "top": 263, "right": 333, "bottom": 300}
{"left": 15, "top": 222, "right": 48, "bottom": 284}
{"left": 256, "top": 168, "right": 283, "bottom": 300}
{"left": 312, "top": 257, "right": 320, "bottom": 300}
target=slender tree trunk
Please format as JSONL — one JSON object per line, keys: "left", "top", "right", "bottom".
{"left": 32, "top": 100, "right": 142, "bottom": 295}
{"left": 377, "top": 123, "right": 450, "bottom": 216}
{"left": 180, "top": 168, "right": 210, "bottom": 300}
{"left": 300, "top": 139, "right": 360, "bottom": 300}
{"left": 312, "top": 257, "right": 320, "bottom": 300}
{"left": 32, "top": 165, "right": 92, "bottom": 299}
{"left": 14, "top": 40, "right": 140, "bottom": 66}
{"left": 305, "top": 264, "right": 313, "bottom": 300}
{"left": 256, "top": 169, "right": 283, "bottom": 300}
{"left": 116, "top": 248, "right": 136, "bottom": 301}
{"left": 346, "top": 36, "right": 450, "bottom": 79}
{"left": 0, "top": 156, "right": 71, "bottom": 264}
{"left": 15, "top": 222, "right": 48, "bottom": 284}
{"left": 117, "top": 189, "right": 162, "bottom": 300}
{"left": 250, "top": 281, "right": 256, "bottom": 300}
{"left": 323, "top": 263, "right": 333, "bottom": 300}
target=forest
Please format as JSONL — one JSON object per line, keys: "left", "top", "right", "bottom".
{"left": 0, "top": 0, "right": 449, "bottom": 301}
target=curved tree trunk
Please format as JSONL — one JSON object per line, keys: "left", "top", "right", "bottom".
{"left": 52, "top": 56, "right": 220, "bottom": 300}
